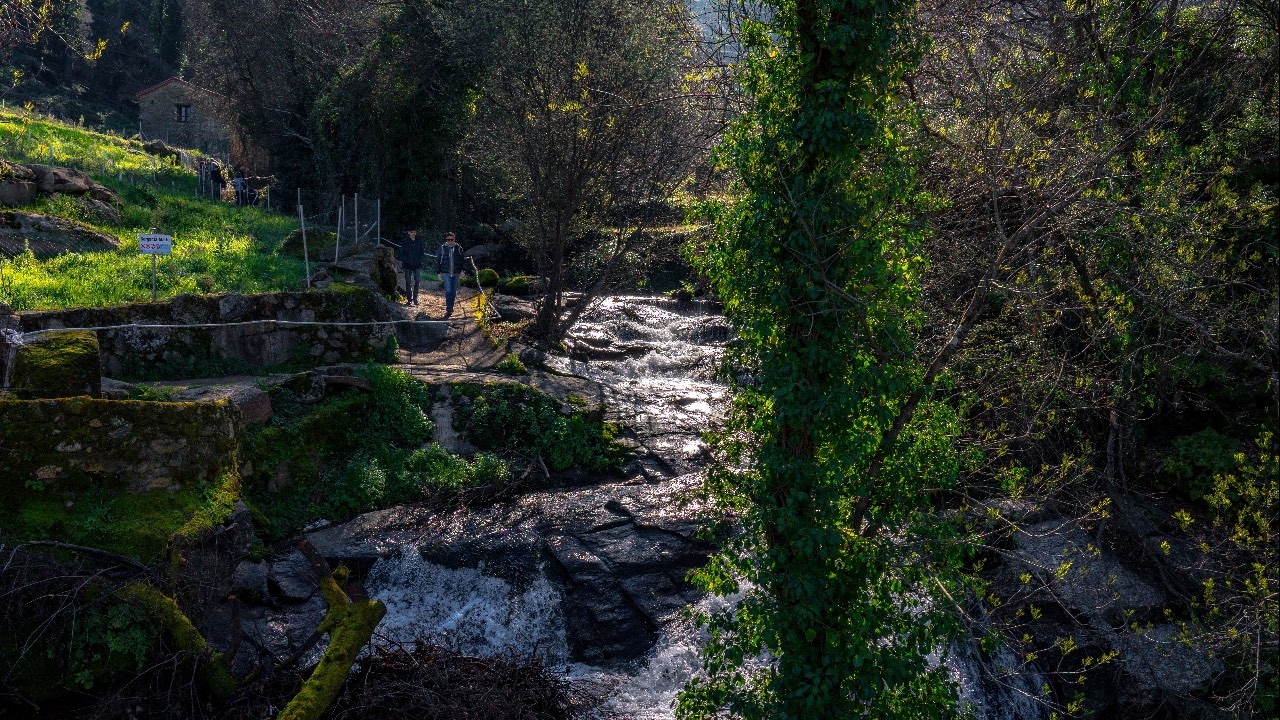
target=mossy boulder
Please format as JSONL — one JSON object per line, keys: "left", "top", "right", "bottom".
{"left": 498, "top": 275, "right": 535, "bottom": 296}
{"left": 8, "top": 330, "right": 101, "bottom": 398}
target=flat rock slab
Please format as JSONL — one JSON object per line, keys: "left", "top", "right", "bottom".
{"left": 0, "top": 211, "right": 121, "bottom": 259}
{"left": 268, "top": 548, "right": 319, "bottom": 603}
{"left": 306, "top": 474, "right": 714, "bottom": 666}
{"left": 172, "top": 382, "right": 273, "bottom": 424}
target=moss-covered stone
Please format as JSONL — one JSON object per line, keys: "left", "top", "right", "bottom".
{"left": 0, "top": 396, "right": 242, "bottom": 561}
{"left": 277, "top": 567, "right": 386, "bottom": 720}
{"left": 8, "top": 329, "right": 101, "bottom": 398}
{"left": 17, "top": 289, "right": 395, "bottom": 381}
{"left": 498, "top": 275, "right": 534, "bottom": 295}
{"left": 118, "top": 583, "right": 238, "bottom": 703}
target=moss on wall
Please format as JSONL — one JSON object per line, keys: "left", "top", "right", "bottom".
{"left": 0, "top": 397, "right": 242, "bottom": 561}
{"left": 17, "top": 289, "right": 394, "bottom": 381}
{"left": 7, "top": 330, "right": 101, "bottom": 398}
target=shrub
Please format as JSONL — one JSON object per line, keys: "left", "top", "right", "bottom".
{"left": 498, "top": 275, "right": 534, "bottom": 295}
{"left": 451, "top": 383, "right": 630, "bottom": 472}
{"left": 1160, "top": 428, "right": 1241, "bottom": 500}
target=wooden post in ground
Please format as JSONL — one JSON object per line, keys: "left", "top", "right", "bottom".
{"left": 298, "top": 189, "right": 311, "bottom": 288}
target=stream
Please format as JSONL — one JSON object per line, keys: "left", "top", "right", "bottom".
{"left": 309, "top": 295, "right": 1046, "bottom": 719}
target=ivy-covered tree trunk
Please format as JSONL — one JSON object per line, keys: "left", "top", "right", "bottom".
{"left": 680, "top": 2, "right": 962, "bottom": 718}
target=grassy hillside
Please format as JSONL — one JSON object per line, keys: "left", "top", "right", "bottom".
{"left": 0, "top": 108, "right": 304, "bottom": 310}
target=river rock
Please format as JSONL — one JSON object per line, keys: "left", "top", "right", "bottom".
{"left": 232, "top": 560, "right": 270, "bottom": 600}
{"left": 490, "top": 295, "right": 536, "bottom": 321}
{"left": 306, "top": 474, "right": 713, "bottom": 666}
{"left": 269, "top": 548, "right": 319, "bottom": 602}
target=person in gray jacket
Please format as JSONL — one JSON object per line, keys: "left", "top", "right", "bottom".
{"left": 399, "top": 228, "right": 425, "bottom": 305}
{"left": 435, "top": 231, "right": 466, "bottom": 317}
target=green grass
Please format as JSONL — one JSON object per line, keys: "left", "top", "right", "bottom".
{"left": 0, "top": 108, "right": 305, "bottom": 310}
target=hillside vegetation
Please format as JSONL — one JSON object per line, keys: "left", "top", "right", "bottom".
{"left": 0, "top": 108, "right": 303, "bottom": 310}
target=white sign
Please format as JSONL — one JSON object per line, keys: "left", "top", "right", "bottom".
{"left": 138, "top": 234, "right": 173, "bottom": 255}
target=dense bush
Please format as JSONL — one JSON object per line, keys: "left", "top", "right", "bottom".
{"left": 451, "top": 383, "right": 630, "bottom": 473}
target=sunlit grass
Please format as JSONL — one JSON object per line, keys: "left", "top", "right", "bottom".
{"left": 0, "top": 108, "right": 305, "bottom": 310}
{"left": 0, "top": 106, "right": 182, "bottom": 179}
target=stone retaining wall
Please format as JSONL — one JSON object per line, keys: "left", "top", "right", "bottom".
{"left": 0, "top": 396, "right": 240, "bottom": 493}
{"left": 17, "top": 288, "right": 398, "bottom": 380}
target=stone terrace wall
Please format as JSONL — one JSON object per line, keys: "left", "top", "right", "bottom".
{"left": 17, "top": 288, "right": 397, "bottom": 380}
{"left": 0, "top": 396, "right": 239, "bottom": 493}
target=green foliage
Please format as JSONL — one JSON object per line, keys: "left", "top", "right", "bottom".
{"left": 2, "top": 472, "right": 241, "bottom": 563}
{"left": 67, "top": 601, "right": 160, "bottom": 689}
{"left": 451, "top": 383, "right": 630, "bottom": 473}
{"left": 245, "top": 366, "right": 510, "bottom": 538}
{"left": 498, "top": 275, "right": 533, "bottom": 295}
{"left": 118, "top": 582, "right": 237, "bottom": 702}
{"left": 1160, "top": 429, "right": 1242, "bottom": 500}
{"left": 1202, "top": 432, "right": 1278, "bottom": 553}
{"left": 494, "top": 352, "right": 528, "bottom": 375}
{"left": 477, "top": 267, "right": 499, "bottom": 287}
{"left": 678, "top": 1, "right": 961, "bottom": 718}
{"left": 128, "top": 383, "right": 177, "bottom": 401}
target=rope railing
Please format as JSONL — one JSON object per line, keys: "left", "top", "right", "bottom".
{"left": 18, "top": 316, "right": 472, "bottom": 340}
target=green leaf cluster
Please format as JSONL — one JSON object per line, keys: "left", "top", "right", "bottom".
{"left": 678, "top": 2, "right": 963, "bottom": 718}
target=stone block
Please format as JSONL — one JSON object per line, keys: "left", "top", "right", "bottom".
{"left": 8, "top": 330, "right": 102, "bottom": 398}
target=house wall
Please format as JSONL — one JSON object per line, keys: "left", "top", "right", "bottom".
{"left": 139, "top": 82, "right": 231, "bottom": 156}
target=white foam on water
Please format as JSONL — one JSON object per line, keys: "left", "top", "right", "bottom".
{"left": 365, "top": 548, "right": 570, "bottom": 663}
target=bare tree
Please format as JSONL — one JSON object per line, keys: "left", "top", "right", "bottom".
{"left": 0, "top": 1, "right": 54, "bottom": 59}
{"left": 908, "top": 0, "right": 1277, "bottom": 713}
{"left": 457, "top": 0, "right": 713, "bottom": 338}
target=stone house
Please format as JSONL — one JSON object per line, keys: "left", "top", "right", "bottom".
{"left": 136, "top": 78, "right": 231, "bottom": 156}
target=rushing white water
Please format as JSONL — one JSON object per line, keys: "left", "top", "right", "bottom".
{"left": 363, "top": 549, "right": 740, "bottom": 720}
{"left": 366, "top": 548, "right": 570, "bottom": 663}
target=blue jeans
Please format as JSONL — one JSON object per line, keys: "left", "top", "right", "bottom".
{"left": 404, "top": 266, "right": 420, "bottom": 302}
{"left": 442, "top": 274, "right": 460, "bottom": 314}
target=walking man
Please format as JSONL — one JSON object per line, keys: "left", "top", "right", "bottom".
{"left": 436, "top": 231, "right": 465, "bottom": 317}
{"left": 399, "top": 228, "right": 425, "bottom": 305}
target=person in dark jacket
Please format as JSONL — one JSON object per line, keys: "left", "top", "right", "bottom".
{"left": 210, "top": 162, "right": 224, "bottom": 199}
{"left": 435, "top": 231, "right": 466, "bottom": 317}
{"left": 399, "top": 228, "right": 426, "bottom": 305}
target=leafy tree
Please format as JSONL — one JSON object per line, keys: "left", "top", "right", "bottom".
{"left": 678, "top": 1, "right": 962, "bottom": 717}
{"left": 312, "top": 1, "right": 478, "bottom": 232}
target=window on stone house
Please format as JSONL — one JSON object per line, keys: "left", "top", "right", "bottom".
{"left": 176, "top": 104, "right": 192, "bottom": 122}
